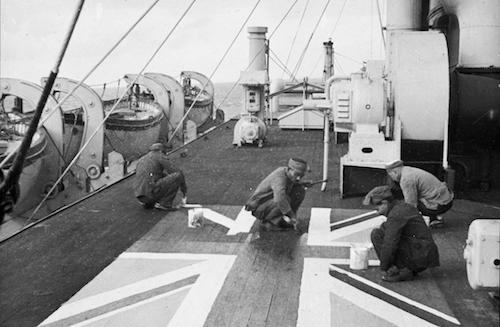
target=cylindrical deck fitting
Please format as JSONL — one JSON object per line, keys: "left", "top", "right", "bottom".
{"left": 247, "top": 26, "right": 268, "bottom": 71}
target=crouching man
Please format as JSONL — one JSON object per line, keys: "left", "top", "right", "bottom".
{"left": 134, "top": 143, "right": 187, "bottom": 210}
{"left": 245, "top": 158, "right": 308, "bottom": 231}
{"left": 364, "top": 186, "right": 440, "bottom": 282}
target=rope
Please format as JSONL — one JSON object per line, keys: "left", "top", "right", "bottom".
{"left": 28, "top": 0, "right": 198, "bottom": 221}
{"left": 167, "top": 0, "right": 262, "bottom": 145}
{"left": 290, "top": 0, "right": 332, "bottom": 80}
{"left": 281, "top": 0, "right": 309, "bottom": 79}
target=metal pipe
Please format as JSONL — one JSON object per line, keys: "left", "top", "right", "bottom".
{"left": 321, "top": 75, "right": 351, "bottom": 191}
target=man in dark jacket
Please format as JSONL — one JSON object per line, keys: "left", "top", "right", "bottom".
{"left": 364, "top": 185, "right": 440, "bottom": 282}
{"left": 134, "top": 143, "right": 187, "bottom": 210}
{"left": 245, "top": 158, "right": 308, "bottom": 231}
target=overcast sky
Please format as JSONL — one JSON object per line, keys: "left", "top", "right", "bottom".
{"left": 1, "top": 0, "right": 385, "bottom": 85}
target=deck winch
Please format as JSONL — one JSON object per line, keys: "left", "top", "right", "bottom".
{"left": 233, "top": 26, "right": 269, "bottom": 147}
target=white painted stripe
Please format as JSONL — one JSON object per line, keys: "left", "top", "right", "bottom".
{"left": 329, "top": 258, "right": 380, "bottom": 266}
{"left": 182, "top": 204, "right": 203, "bottom": 208}
{"left": 61, "top": 285, "right": 192, "bottom": 327}
{"left": 330, "top": 210, "right": 378, "bottom": 227}
{"left": 40, "top": 261, "right": 208, "bottom": 324}
{"left": 299, "top": 258, "right": 441, "bottom": 327}
{"left": 297, "top": 258, "right": 331, "bottom": 326}
{"left": 119, "top": 252, "right": 229, "bottom": 261}
{"left": 307, "top": 207, "right": 332, "bottom": 246}
{"left": 167, "top": 255, "right": 236, "bottom": 327}
{"left": 328, "top": 215, "right": 386, "bottom": 242}
{"left": 227, "top": 207, "right": 256, "bottom": 235}
{"left": 329, "top": 272, "right": 438, "bottom": 326}
{"left": 202, "top": 208, "right": 235, "bottom": 229}
{"left": 330, "top": 265, "right": 461, "bottom": 324}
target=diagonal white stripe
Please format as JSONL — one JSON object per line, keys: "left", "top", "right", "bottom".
{"left": 202, "top": 208, "right": 236, "bottom": 229}
{"left": 40, "top": 261, "right": 208, "bottom": 325}
{"left": 227, "top": 207, "right": 256, "bottom": 235}
{"left": 64, "top": 285, "right": 192, "bottom": 327}
{"left": 167, "top": 255, "right": 236, "bottom": 327}
{"left": 299, "top": 258, "right": 444, "bottom": 327}
{"left": 328, "top": 216, "right": 386, "bottom": 242}
{"left": 330, "top": 210, "right": 378, "bottom": 227}
{"left": 330, "top": 265, "right": 461, "bottom": 324}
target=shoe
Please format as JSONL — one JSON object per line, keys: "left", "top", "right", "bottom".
{"left": 382, "top": 267, "right": 414, "bottom": 282}
{"left": 138, "top": 200, "right": 154, "bottom": 210}
{"left": 429, "top": 216, "right": 444, "bottom": 228}
{"left": 261, "top": 222, "right": 290, "bottom": 232}
{"left": 153, "top": 203, "right": 178, "bottom": 211}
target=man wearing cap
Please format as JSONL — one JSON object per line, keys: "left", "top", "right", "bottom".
{"left": 385, "top": 160, "right": 454, "bottom": 227}
{"left": 134, "top": 143, "right": 187, "bottom": 210}
{"left": 245, "top": 158, "right": 308, "bottom": 231}
{"left": 364, "top": 185, "right": 440, "bottom": 282}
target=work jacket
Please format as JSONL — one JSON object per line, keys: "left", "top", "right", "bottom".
{"left": 133, "top": 150, "right": 181, "bottom": 199}
{"left": 379, "top": 201, "right": 440, "bottom": 271}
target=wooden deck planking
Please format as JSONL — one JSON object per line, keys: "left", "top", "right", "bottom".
{"left": 1, "top": 120, "right": 499, "bottom": 327}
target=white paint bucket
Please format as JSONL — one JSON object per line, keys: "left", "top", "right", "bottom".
{"left": 349, "top": 244, "right": 370, "bottom": 270}
{"left": 188, "top": 208, "right": 204, "bottom": 228}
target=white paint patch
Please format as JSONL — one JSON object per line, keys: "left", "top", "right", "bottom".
{"left": 307, "top": 207, "right": 386, "bottom": 247}
{"left": 201, "top": 208, "right": 236, "bottom": 229}
{"left": 298, "top": 258, "right": 457, "bottom": 327}
{"left": 330, "top": 210, "right": 378, "bottom": 227}
{"left": 39, "top": 253, "right": 236, "bottom": 327}
{"left": 167, "top": 254, "right": 236, "bottom": 326}
{"left": 307, "top": 207, "right": 332, "bottom": 246}
{"left": 68, "top": 286, "right": 191, "bottom": 327}
{"left": 328, "top": 215, "right": 386, "bottom": 242}
{"left": 227, "top": 207, "right": 256, "bottom": 235}
{"left": 329, "top": 265, "right": 461, "bottom": 325}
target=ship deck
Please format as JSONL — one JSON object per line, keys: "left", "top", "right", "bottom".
{"left": 1, "top": 120, "right": 499, "bottom": 327}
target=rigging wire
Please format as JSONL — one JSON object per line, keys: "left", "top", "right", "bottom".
{"left": 334, "top": 51, "right": 364, "bottom": 65}
{"left": 290, "top": 0, "right": 332, "bottom": 81}
{"left": 306, "top": 0, "right": 347, "bottom": 77}
{"left": 281, "top": 0, "right": 309, "bottom": 80}
{"left": 376, "top": 0, "right": 386, "bottom": 51}
{"left": 0, "top": 0, "right": 162, "bottom": 170}
{"left": 306, "top": 0, "right": 347, "bottom": 78}
{"left": 269, "top": 48, "right": 295, "bottom": 80}
{"left": 328, "top": 0, "right": 347, "bottom": 37}
{"left": 0, "top": 0, "right": 85, "bottom": 211}
{"left": 166, "top": 0, "right": 262, "bottom": 145}
{"left": 333, "top": 55, "right": 345, "bottom": 75}
{"left": 28, "top": 0, "right": 198, "bottom": 222}
{"left": 213, "top": 0, "right": 300, "bottom": 115}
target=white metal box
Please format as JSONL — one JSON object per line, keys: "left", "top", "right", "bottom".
{"left": 463, "top": 219, "right": 500, "bottom": 290}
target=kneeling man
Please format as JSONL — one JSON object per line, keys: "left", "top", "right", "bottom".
{"left": 364, "top": 186, "right": 440, "bottom": 282}
{"left": 134, "top": 143, "right": 187, "bottom": 210}
{"left": 245, "top": 158, "right": 308, "bottom": 231}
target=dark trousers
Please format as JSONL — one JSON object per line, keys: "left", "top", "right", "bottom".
{"left": 417, "top": 200, "right": 453, "bottom": 220}
{"left": 139, "top": 172, "right": 187, "bottom": 207}
{"left": 252, "top": 185, "right": 305, "bottom": 225}
{"left": 371, "top": 228, "right": 435, "bottom": 273}
{"left": 371, "top": 228, "right": 408, "bottom": 270}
